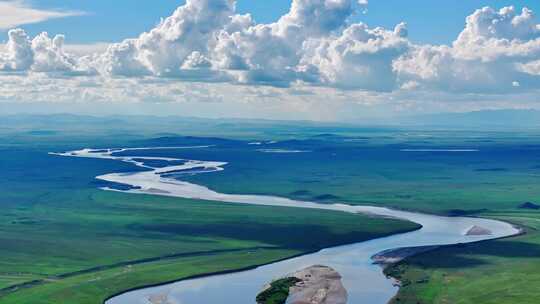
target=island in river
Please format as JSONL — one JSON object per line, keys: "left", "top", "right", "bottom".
{"left": 257, "top": 265, "right": 347, "bottom": 304}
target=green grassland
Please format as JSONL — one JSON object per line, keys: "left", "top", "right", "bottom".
{"left": 0, "top": 154, "right": 417, "bottom": 304}
{"left": 1, "top": 248, "right": 299, "bottom": 304}
{"left": 0, "top": 190, "right": 417, "bottom": 303}
{"left": 180, "top": 143, "right": 540, "bottom": 215}
{"left": 386, "top": 211, "right": 540, "bottom": 304}
{"left": 2, "top": 117, "right": 540, "bottom": 304}
{"left": 155, "top": 129, "right": 540, "bottom": 304}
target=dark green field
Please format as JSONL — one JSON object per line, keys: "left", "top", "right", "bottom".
{"left": 1, "top": 192, "right": 416, "bottom": 303}
{"left": 2, "top": 115, "right": 540, "bottom": 303}
{"left": 386, "top": 211, "right": 540, "bottom": 304}
{"left": 256, "top": 277, "right": 301, "bottom": 304}
{"left": 0, "top": 125, "right": 418, "bottom": 303}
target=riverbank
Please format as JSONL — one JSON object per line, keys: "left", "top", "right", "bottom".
{"left": 384, "top": 214, "right": 533, "bottom": 304}
{"left": 101, "top": 221, "right": 421, "bottom": 304}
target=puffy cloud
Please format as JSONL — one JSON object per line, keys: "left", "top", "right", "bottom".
{"left": 30, "top": 32, "right": 77, "bottom": 72}
{"left": 456, "top": 6, "right": 540, "bottom": 45}
{"left": 97, "top": 0, "right": 236, "bottom": 77}
{"left": 275, "top": 0, "right": 354, "bottom": 37}
{"left": 300, "top": 22, "right": 410, "bottom": 91}
{"left": 181, "top": 51, "right": 212, "bottom": 69}
{"left": 451, "top": 6, "right": 540, "bottom": 61}
{"left": 394, "top": 44, "right": 536, "bottom": 93}
{"left": 394, "top": 6, "right": 540, "bottom": 93}
{"left": 0, "top": 1, "right": 540, "bottom": 99}
{"left": 0, "top": 28, "right": 33, "bottom": 70}
{"left": 0, "top": 29, "right": 79, "bottom": 73}
{"left": 94, "top": 39, "right": 149, "bottom": 76}
{"left": 212, "top": 0, "right": 358, "bottom": 86}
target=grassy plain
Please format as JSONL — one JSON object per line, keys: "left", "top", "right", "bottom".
{"left": 0, "top": 188, "right": 416, "bottom": 304}
{"left": 147, "top": 132, "right": 540, "bottom": 214}
{"left": 132, "top": 129, "right": 540, "bottom": 304}
{"left": 0, "top": 130, "right": 418, "bottom": 303}
{"left": 2, "top": 116, "right": 540, "bottom": 303}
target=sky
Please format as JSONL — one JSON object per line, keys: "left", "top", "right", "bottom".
{"left": 10, "top": 1, "right": 540, "bottom": 45}
{"left": 0, "top": 0, "right": 539, "bottom": 121}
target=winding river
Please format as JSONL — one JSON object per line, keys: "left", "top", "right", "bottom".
{"left": 53, "top": 147, "right": 520, "bottom": 304}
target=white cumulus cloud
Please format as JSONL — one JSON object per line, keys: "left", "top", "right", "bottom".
{"left": 0, "top": 0, "right": 540, "bottom": 113}
{"left": 0, "top": 28, "right": 84, "bottom": 73}
{"left": 301, "top": 22, "right": 410, "bottom": 91}
{"left": 394, "top": 6, "right": 540, "bottom": 93}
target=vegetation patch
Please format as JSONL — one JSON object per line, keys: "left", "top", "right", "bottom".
{"left": 256, "top": 277, "right": 302, "bottom": 304}
{"left": 518, "top": 202, "right": 540, "bottom": 210}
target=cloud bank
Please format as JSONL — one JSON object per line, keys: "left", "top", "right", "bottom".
{"left": 0, "top": 0, "right": 540, "bottom": 118}
{"left": 395, "top": 6, "right": 540, "bottom": 93}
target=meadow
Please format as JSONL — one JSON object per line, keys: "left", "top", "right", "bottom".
{"left": 1, "top": 115, "right": 540, "bottom": 303}
{"left": 0, "top": 127, "right": 417, "bottom": 303}
{"left": 137, "top": 132, "right": 540, "bottom": 214}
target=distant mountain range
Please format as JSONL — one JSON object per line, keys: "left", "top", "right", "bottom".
{"left": 400, "top": 109, "right": 540, "bottom": 129}
{"left": 1, "top": 110, "right": 540, "bottom": 132}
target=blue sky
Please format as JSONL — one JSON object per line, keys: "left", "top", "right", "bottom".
{"left": 0, "top": 0, "right": 540, "bottom": 120}
{"left": 12, "top": 0, "right": 540, "bottom": 44}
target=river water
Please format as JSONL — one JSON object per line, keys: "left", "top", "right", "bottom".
{"left": 53, "top": 147, "right": 520, "bottom": 304}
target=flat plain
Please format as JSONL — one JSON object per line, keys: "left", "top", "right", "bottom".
{"left": 1, "top": 116, "right": 539, "bottom": 303}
